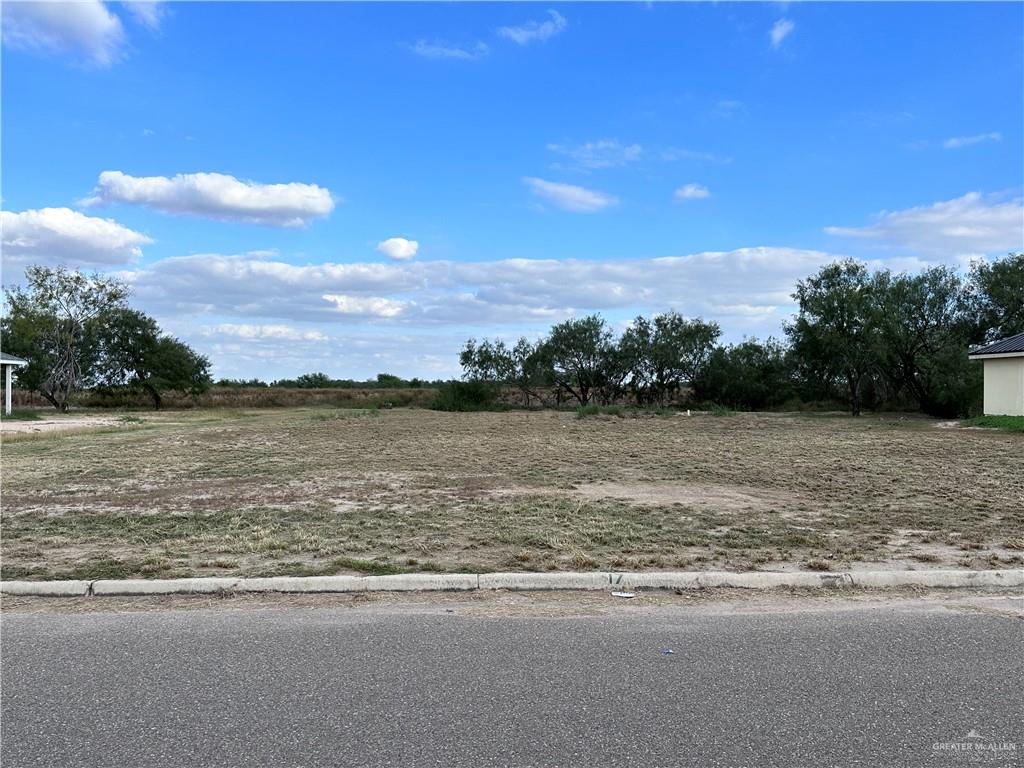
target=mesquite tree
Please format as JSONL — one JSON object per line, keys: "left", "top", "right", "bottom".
{"left": 2, "top": 266, "right": 128, "bottom": 410}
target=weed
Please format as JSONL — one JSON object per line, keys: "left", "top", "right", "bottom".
{"left": 962, "top": 415, "right": 1024, "bottom": 433}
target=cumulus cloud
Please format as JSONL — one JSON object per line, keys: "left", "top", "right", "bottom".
{"left": 411, "top": 40, "right": 489, "bottom": 60}
{"left": 770, "top": 18, "right": 795, "bottom": 49}
{"left": 824, "top": 192, "right": 1024, "bottom": 259}
{"left": 498, "top": 10, "right": 567, "bottom": 45}
{"left": 1, "top": 207, "right": 152, "bottom": 272}
{"left": 81, "top": 170, "right": 335, "bottom": 227}
{"left": 524, "top": 177, "right": 618, "bottom": 212}
{"left": 1, "top": 0, "right": 126, "bottom": 66}
{"left": 546, "top": 139, "right": 642, "bottom": 170}
{"left": 674, "top": 183, "right": 711, "bottom": 201}
{"left": 376, "top": 237, "right": 419, "bottom": 260}
{"left": 943, "top": 132, "right": 1002, "bottom": 149}
{"left": 321, "top": 294, "right": 408, "bottom": 318}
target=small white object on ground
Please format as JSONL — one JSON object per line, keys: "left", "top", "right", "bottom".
{"left": 611, "top": 591, "right": 636, "bottom": 598}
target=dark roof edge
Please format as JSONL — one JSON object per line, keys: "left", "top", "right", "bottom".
{"left": 969, "top": 331, "right": 1024, "bottom": 357}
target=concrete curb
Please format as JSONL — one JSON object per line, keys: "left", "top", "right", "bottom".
{"left": 2, "top": 569, "right": 1022, "bottom": 598}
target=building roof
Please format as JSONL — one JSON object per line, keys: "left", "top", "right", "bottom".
{"left": 969, "top": 331, "right": 1024, "bottom": 358}
{"left": 0, "top": 352, "right": 28, "bottom": 366}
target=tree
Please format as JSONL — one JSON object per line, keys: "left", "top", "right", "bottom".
{"left": 970, "top": 253, "right": 1024, "bottom": 342}
{"left": 294, "top": 372, "right": 333, "bottom": 388}
{"left": 694, "top": 338, "right": 794, "bottom": 410}
{"left": 872, "top": 267, "right": 979, "bottom": 417}
{"left": 542, "top": 315, "right": 614, "bottom": 406}
{"left": 509, "top": 338, "right": 554, "bottom": 407}
{"left": 1, "top": 266, "right": 128, "bottom": 410}
{"left": 459, "top": 339, "right": 515, "bottom": 384}
{"left": 95, "top": 308, "right": 211, "bottom": 409}
{"left": 621, "top": 312, "right": 721, "bottom": 405}
{"left": 787, "top": 260, "right": 881, "bottom": 416}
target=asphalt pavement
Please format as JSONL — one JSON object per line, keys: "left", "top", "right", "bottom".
{"left": 2, "top": 594, "right": 1022, "bottom": 767}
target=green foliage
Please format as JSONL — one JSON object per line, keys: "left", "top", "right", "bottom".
{"left": 872, "top": 267, "right": 981, "bottom": 417}
{"left": 963, "top": 415, "right": 1024, "bottom": 433}
{"left": 2, "top": 408, "right": 43, "bottom": 421}
{"left": 430, "top": 380, "right": 501, "bottom": 411}
{"left": 270, "top": 372, "right": 435, "bottom": 389}
{"left": 693, "top": 337, "right": 793, "bottom": 410}
{"left": 543, "top": 315, "right": 616, "bottom": 406}
{"left": 786, "top": 260, "right": 881, "bottom": 416}
{"left": 96, "top": 308, "right": 211, "bottom": 408}
{"left": 575, "top": 404, "right": 624, "bottom": 418}
{"left": 621, "top": 312, "right": 721, "bottom": 406}
{"left": 2, "top": 266, "right": 129, "bottom": 410}
{"left": 294, "top": 372, "right": 334, "bottom": 389}
{"left": 970, "top": 253, "right": 1024, "bottom": 341}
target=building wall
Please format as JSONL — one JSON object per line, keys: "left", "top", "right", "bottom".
{"left": 982, "top": 357, "right": 1024, "bottom": 416}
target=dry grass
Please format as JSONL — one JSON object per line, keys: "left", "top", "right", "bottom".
{"left": 2, "top": 408, "right": 1021, "bottom": 580}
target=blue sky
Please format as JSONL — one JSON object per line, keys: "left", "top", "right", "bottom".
{"left": 2, "top": 1, "right": 1022, "bottom": 379}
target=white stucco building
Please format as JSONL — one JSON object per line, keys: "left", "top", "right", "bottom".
{"left": 1, "top": 352, "right": 28, "bottom": 416}
{"left": 968, "top": 332, "right": 1024, "bottom": 417}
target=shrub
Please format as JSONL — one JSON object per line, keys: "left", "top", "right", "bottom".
{"left": 575, "top": 404, "right": 624, "bottom": 418}
{"left": 430, "top": 381, "right": 501, "bottom": 412}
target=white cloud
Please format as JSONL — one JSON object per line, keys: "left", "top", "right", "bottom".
{"left": 770, "top": 18, "right": 795, "bottom": 49}
{"left": 498, "top": 10, "right": 567, "bottom": 45}
{"left": 123, "top": 1, "right": 164, "bottom": 30}
{"left": 376, "top": 237, "right": 419, "bottom": 260}
{"left": 201, "top": 324, "right": 327, "bottom": 342}
{"left": 546, "top": 139, "right": 642, "bottom": 170}
{"left": 523, "top": 177, "right": 618, "bottom": 212}
{"left": 119, "top": 246, "right": 838, "bottom": 329}
{"left": 82, "top": 170, "right": 335, "bottom": 227}
{"left": 321, "top": 294, "right": 408, "bottom": 318}
{"left": 0, "top": 207, "right": 152, "bottom": 272}
{"left": 674, "top": 183, "right": 711, "bottom": 201}
{"left": 115, "top": 246, "right": 879, "bottom": 379}
{"left": 1, "top": 0, "right": 125, "bottom": 66}
{"left": 411, "top": 40, "right": 489, "bottom": 60}
{"left": 943, "top": 132, "right": 1002, "bottom": 150}
{"left": 825, "top": 192, "right": 1024, "bottom": 258}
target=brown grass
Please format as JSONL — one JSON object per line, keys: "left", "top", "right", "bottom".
{"left": 1, "top": 408, "right": 1021, "bottom": 580}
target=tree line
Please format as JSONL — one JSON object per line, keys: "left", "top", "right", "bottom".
{"left": 2, "top": 254, "right": 1019, "bottom": 415}
{"left": 458, "top": 254, "right": 1023, "bottom": 417}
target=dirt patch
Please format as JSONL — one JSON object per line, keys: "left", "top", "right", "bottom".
{"left": 0, "top": 415, "right": 123, "bottom": 435}
{"left": 573, "top": 481, "right": 796, "bottom": 512}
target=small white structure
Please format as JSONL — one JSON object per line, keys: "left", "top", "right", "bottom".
{"left": 1, "top": 353, "right": 28, "bottom": 416}
{"left": 968, "top": 332, "right": 1024, "bottom": 416}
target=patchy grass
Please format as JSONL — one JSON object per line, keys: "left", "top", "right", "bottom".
{"left": 1, "top": 408, "right": 1021, "bottom": 580}
{"left": 963, "top": 415, "right": 1024, "bottom": 433}
{"left": 1, "top": 408, "right": 43, "bottom": 421}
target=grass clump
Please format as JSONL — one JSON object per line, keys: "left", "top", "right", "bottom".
{"left": 962, "top": 415, "right": 1024, "bottom": 433}
{"left": 575, "top": 404, "right": 624, "bottom": 418}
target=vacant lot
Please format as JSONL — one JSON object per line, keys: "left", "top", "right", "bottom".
{"left": 2, "top": 408, "right": 1021, "bottom": 580}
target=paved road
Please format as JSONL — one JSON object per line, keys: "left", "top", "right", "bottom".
{"left": 2, "top": 595, "right": 1022, "bottom": 767}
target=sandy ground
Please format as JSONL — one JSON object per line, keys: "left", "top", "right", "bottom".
{"left": 0, "top": 415, "right": 122, "bottom": 434}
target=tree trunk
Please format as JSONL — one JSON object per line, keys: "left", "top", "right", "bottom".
{"left": 144, "top": 383, "right": 162, "bottom": 410}
{"left": 848, "top": 374, "right": 862, "bottom": 417}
